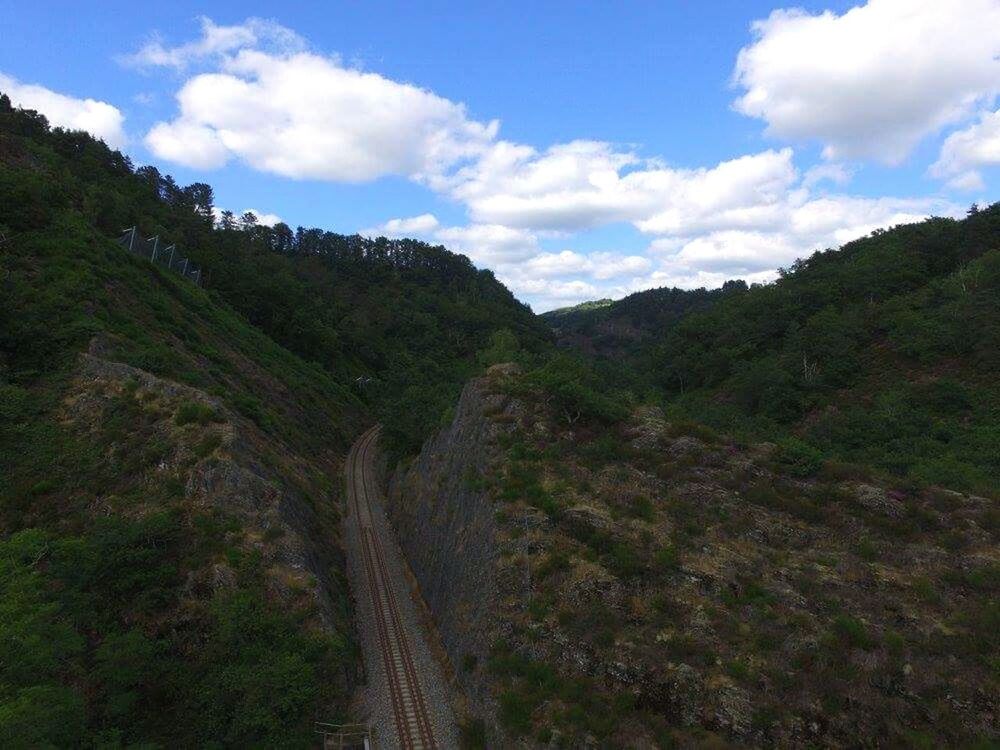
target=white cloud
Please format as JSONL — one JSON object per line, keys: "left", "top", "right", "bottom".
{"left": 145, "top": 30, "right": 498, "bottom": 179}
{"left": 243, "top": 208, "right": 282, "bottom": 227}
{"left": 646, "top": 194, "right": 958, "bottom": 291}
{"left": 0, "top": 73, "right": 126, "bottom": 148}
{"left": 442, "top": 142, "right": 800, "bottom": 236}
{"left": 633, "top": 149, "right": 799, "bottom": 235}
{"left": 944, "top": 171, "right": 986, "bottom": 192}
{"left": 434, "top": 223, "right": 539, "bottom": 264}
{"left": 498, "top": 276, "right": 603, "bottom": 311}
{"left": 363, "top": 213, "right": 440, "bottom": 238}
{"left": 803, "top": 163, "right": 852, "bottom": 188}
{"left": 930, "top": 108, "right": 1000, "bottom": 190}
{"left": 139, "top": 16, "right": 972, "bottom": 312}
{"left": 146, "top": 119, "right": 229, "bottom": 169}
{"left": 124, "top": 16, "right": 305, "bottom": 69}
{"left": 441, "top": 140, "right": 644, "bottom": 230}
{"left": 733, "top": 0, "right": 1000, "bottom": 163}
{"left": 515, "top": 250, "right": 650, "bottom": 280}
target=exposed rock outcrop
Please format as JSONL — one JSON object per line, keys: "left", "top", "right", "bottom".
{"left": 386, "top": 365, "right": 525, "bottom": 743}
{"left": 70, "top": 347, "right": 353, "bottom": 636}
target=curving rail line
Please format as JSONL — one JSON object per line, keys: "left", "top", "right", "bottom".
{"left": 348, "top": 427, "right": 437, "bottom": 750}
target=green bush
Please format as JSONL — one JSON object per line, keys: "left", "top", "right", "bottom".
{"left": 654, "top": 544, "right": 679, "bottom": 572}
{"left": 830, "top": 614, "right": 875, "bottom": 650}
{"left": 775, "top": 437, "right": 824, "bottom": 477}
{"left": 175, "top": 401, "right": 219, "bottom": 426}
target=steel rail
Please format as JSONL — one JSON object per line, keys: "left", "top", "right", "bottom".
{"left": 350, "top": 429, "right": 408, "bottom": 747}
{"left": 350, "top": 427, "right": 437, "bottom": 749}
{"left": 359, "top": 434, "right": 435, "bottom": 748}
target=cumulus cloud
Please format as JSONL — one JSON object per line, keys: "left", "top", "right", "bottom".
{"left": 516, "top": 250, "right": 650, "bottom": 279}
{"left": 363, "top": 213, "right": 440, "bottom": 238}
{"left": 645, "top": 193, "right": 957, "bottom": 294}
{"left": 803, "top": 163, "right": 852, "bottom": 189}
{"left": 0, "top": 73, "right": 126, "bottom": 148}
{"left": 139, "top": 15, "right": 971, "bottom": 311}
{"left": 930, "top": 109, "right": 1000, "bottom": 190}
{"left": 145, "top": 23, "right": 498, "bottom": 179}
{"left": 440, "top": 142, "right": 800, "bottom": 236}
{"left": 146, "top": 119, "right": 229, "bottom": 169}
{"left": 124, "top": 16, "right": 305, "bottom": 69}
{"left": 733, "top": 0, "right": 1000, "bottom": 163}
{"left": 434, "top": 223, "right": 539, "bottom": 264}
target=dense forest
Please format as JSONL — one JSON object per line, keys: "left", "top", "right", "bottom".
{"left": 542, "top": 283, "right": 740, "bottom": 352}
{"left": 646, "top": 208, "right": 1000, "bottom": 494}
{"left": 542, "top": 209, "right": 1000, "bottom": 495}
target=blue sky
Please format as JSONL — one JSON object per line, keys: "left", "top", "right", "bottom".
{"left": 2, "top": 1, "right": 998, "bottom": 310}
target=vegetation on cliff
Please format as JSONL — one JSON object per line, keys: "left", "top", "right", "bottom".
{"left": 447, "top": 367, "right": 998, "bottom": 747}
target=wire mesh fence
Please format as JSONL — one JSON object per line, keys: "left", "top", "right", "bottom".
{"left": 117, "top": 227, "right": 202, "bottom": 286}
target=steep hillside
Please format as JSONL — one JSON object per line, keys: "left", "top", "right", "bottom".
{"left": 0, "top": 92, "right": 551, "bottom": 459}
{"left": 648, "top": 208, "right": 1000, "bottom": 495}
{"left": 389, "top": 365, "right": 998, "bottom": 747}
{"left": 547, "top": 208, "right": 1000, "bottom": 495}
{"left": 0, "top": 211, "right": 365, "bottom": 743}
{"left": 0, "top": 93, "right": 549, "bottom": 745}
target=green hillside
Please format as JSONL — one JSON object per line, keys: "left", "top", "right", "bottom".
{"left": 550, "top": 208, "right": 1000, "bottom": 496}
{"left": 0, "top": 93, "right": 548, "bottom": 746}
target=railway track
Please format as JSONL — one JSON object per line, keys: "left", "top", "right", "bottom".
{"left": 348, "top": 427, "right": 437, "bottom": 750}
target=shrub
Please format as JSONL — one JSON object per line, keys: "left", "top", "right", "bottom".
{"left": 654, "top": 544, "right": 679, "bottom": 572}
{"left": 830, "top": 614, "right": 875, "bottom": 650}
{"left": 458, "top": 717, "right": 487, "bottom": 749}
{"left": 775, "top": 437, "right": 824, "bottom": 477}
{"left": 525, "top": 355, "right": 628, "bottom": 426}
{"left": 175, "top": 401, "right": 219, "bottom": 426}
{"left": 627, "top": 495, "right": 655, "bottom": 521}
{"left": 499, "top": 690, "right": 534, "bottom": 735}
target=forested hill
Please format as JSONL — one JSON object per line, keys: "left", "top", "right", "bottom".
{"left": 555, "top": 205, "right": 1000, "bottom": 494}
{"left": 541, "top": 283, "right": 742, "bottom": 357}
{"left": 0, "top": 93, "right": 551, "bottom": 455}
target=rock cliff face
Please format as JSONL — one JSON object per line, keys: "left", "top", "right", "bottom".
{"left": 385, "top": 364, "right": 524, "bottom": 741}
{"left": 71, "top": 344, "right": 356, "bottom": 653}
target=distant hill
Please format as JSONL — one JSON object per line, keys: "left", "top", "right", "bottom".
{"left": 546, "top": 205, "right": 1000, "bottom": 495}
{"left": 541, "top": 298, "right": 614, "bottom": 321}
{"left": 540, "top": 284, "right": 741, "bottom": 358}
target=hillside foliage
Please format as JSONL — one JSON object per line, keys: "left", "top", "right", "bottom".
{"left": 0, "top": 93, "right": 551, "bottom": 457}
{"left": 544, "top": 207, "right": 1000, "bottom": 496}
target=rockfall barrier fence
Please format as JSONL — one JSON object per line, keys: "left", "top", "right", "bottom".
{"left": 117, "top": 227, "right": 202, "bottom": 286}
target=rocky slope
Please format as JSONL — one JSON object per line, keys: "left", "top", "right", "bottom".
{"left": 73, "top": 343, "right": 352, "bottom": 630}
{"left": 1, "top": 193, "right": 365, "bottom": 743}
{"left": 386, "top": 364, "right": 527, "bottom": 746}
{"left": 387, "top": 365, "right": 998, "bottom": 748}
